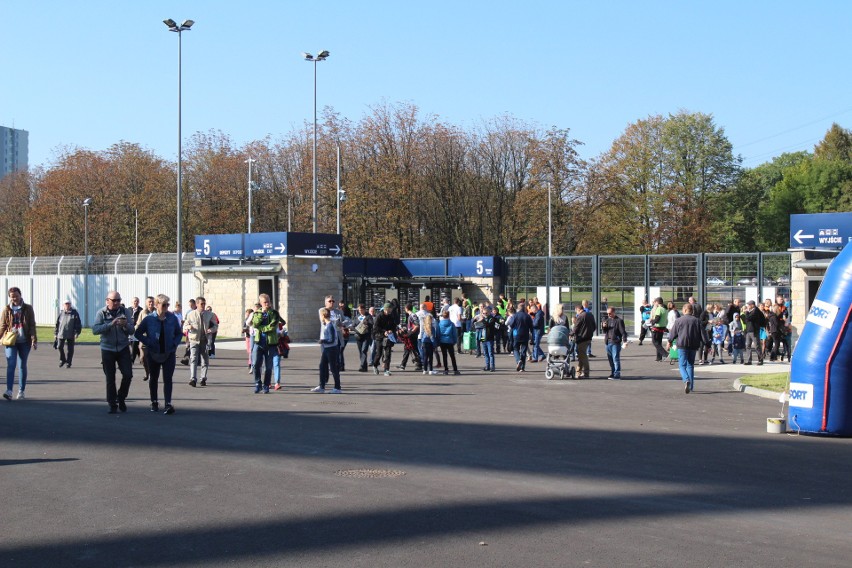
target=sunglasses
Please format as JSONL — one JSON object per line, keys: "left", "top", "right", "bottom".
{"left": 107, "top": 298, "right": 122, "bottom": 302}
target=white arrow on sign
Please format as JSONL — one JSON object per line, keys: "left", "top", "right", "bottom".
{"left": 329, "top": 245, "right": 341, "bottom": 255}
{"left": 275, "top": 243, "right": 286, "bottom": 253}
{"left": 794, "top": 229, "right": 815, "bottom": 245}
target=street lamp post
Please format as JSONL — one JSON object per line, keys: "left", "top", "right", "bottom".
{"left": 164, "top": 17, "right": 194, "bottom": 306}
{"left": 336, "top": 144, "right": 345, "bottom": 235}
{"left": 246, "top": 157, "right": 256, "bottom": 234}
{"left": 83, "top": 197, "right": 92, "bottom": 327}
{"left": 303, "top": 50, "right": 330, "bottom": 233}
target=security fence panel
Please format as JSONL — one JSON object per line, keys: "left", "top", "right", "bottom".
{"left": 649, "top": 254, "right": 700, "bottom": 306}
{"left": 116, "top": 274, "right": 145, "bottom": 302}
{"left": 504, "top": 257, "right": 547, "bottom": 302}
{"left": 763, "top": 252, "right": 792, "bottom": 300}
{"left": 31, "top": 275, "right": 60, "bottom": 321}
{"left": 147, "top": 274, "right": 177, "bottom": 301}
{"left": 704, "top": 253, "right": 758, "bottom": 306}
{"left": 551, "top": 257, "right": 593, "bottom": 308}
{"left": 599, "top": 255, "right": 647, "bottom": 332}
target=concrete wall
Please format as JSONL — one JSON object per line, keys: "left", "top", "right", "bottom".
{"left": 194, "top": 257, "right": 343, "bottom": 343}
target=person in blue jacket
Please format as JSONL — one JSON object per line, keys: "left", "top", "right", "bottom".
{"left": 438, "top": 311, "right": 460, "bottom": 375}
{"left": 134, "top": 294, "right": 183, "bottom": 414}
{"left": 510, "top": 302, "right": 533, "bottom": 372}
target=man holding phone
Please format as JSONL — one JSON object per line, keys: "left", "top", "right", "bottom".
{"left": 92, "top": 291, "right": 135, "bottom": 414}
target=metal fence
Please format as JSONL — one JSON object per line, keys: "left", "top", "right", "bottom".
{"left": 1, "top": 253, "right": 197, "bottom": 327}
{"left": 505, "top": 252, "right": 792, "bottom": 335}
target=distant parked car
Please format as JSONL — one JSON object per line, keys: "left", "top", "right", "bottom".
{"left": 763, "top": 277, "right": 777, "bottom": 286}
{"left": 736, "top": 277, "right": 757, "bottom": 286}
{"left": 776, "top": 275, "right": 790, "bottom": 285}
{"left": 706, "top": 276, "right": 728, "bottom": 286}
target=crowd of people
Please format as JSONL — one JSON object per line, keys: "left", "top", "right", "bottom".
{"left": 0, "top": 284, "right": 795, "bottom": 409}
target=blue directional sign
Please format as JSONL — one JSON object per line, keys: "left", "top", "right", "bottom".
{"left": 287, "top": 232, "right": 342, "bottom": 256}
{"left": 448, "top": 256, "right": 497, "bottom": 277}
{"left": 790, "top": 213, "right": 852, "bottom": 249}
{"left": 195, "top": 232, "right": 344, "bottom": 258}
{"left": 195, "top": 234, "right": 244, "bottom": 259}
{"left": 244, "top": 232, "right": 288, "bottom": 257}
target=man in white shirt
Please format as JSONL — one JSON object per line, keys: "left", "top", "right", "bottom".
{"left": 448, "top": 298, "right": 464, "bottom": 354}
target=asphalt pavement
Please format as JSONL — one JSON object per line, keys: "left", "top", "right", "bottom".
{"left": 2, "top": 338, "right": 850, "bottom": 568}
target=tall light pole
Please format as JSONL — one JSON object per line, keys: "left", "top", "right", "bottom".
{"left": 164, "top": 17, "right": 194, "bottom": 306}
{"left": 83, "top": 197, "right": 92, "bottom": 327}
{"left": 245, "top": 157, "right": 256, "bottom": 233}
{"left": 336, "top": 145, "right": 345, "bottom": 235}
{"left": 303, "top": 50, "right": 330, "bottom": 233}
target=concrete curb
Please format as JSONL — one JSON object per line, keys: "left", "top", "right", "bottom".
{"left": 733, "top": 378, "right": 784, "bottom": 400}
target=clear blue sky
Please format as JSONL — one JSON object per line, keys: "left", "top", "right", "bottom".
{"left": 3, "top": 0, "right": 851, "bottom": 170}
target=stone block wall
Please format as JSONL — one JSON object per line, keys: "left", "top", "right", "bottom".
{"left": 280, "top": 257, "right": 342, "bottom": 342}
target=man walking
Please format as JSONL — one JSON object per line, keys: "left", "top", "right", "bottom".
{"left": 252, "top": 294, "right": 283, "bottom": 393}
{"left": 183, "top": 296, "right": 218, "bottom": 387}
{"left": 54, "top": 299, "right": 81, "bottom": 368}
{"left": 134, "top": 294, "right": 183, "bottom": 414}
{"left": 573, "top": 304, "right": 596, "bottom": 379}
{"left": 509, "top": 303, "right": 533, "bottom": 372}
{"left": 135, "top": 296, "right": 155, "bottom": 381}
{"left": 92, "top": 291, "right": 135, "bottom": 414}
{"left": 667, "top": 303, "right": 704, "bottom": 393}
{"left": 741, "top": 300, "right": 765, "bottom": 366}
{"left": 601, "top": 307, "right": 627, "bottom": 380}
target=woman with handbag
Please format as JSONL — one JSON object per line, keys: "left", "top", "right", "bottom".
{"left": 1, "top": 287, "right": 38, "bottom": 400}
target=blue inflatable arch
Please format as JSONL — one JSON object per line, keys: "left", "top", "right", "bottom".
{"left": 789, "top": 242, "right": 852, "bottom": 435}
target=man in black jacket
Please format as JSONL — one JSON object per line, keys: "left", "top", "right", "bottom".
{"left": 573, "top": 305, "right": 596, "bottom": 379}
{"left": 741, "top": 300, "right": 765, "bottom": 366}
{"left": 601, "top": 307, "right": 627, "bottom": 380}
{"left": 668, "top": 303, "right": 704, "bottom": 393}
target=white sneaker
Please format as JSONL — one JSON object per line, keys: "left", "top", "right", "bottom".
{"left": 429, "top": 370, "right": 439, "bottom": 375}
{"left": 16, "top": 391, "right": 25, "bottom": 400}
{"left": 3, "top": 390, "right": 11, "bottom": 400}
{"left": 383, "top": 370, "right": 391, "bottom": 376}
{"left": 328, "top": 388, "right": 342, "bottom": 394}
{"left": 310, "top": 386, "right": 325, "bottom": 393}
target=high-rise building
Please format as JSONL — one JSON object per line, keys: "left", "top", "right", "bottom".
{"left": 0, "top": 126, "right": 29, "bottom": 179}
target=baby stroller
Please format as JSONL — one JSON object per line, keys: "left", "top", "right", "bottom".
{"left": 544, "top": 325, "right": 577, "bottom": 380}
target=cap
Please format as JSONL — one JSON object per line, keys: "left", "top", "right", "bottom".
{"left": 382, "top": 302, "right": 392, "bottom": 310}
{"left": 64, "top": 299, "right": 71, "bottom": 304}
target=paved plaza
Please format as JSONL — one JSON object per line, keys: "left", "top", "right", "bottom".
{"left": 2, "top": 339, "right": 851, "bottom": 567}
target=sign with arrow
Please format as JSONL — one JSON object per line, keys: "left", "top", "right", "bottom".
{"left": 195, "top": 231, "right": 342, "bottom": 258}
{"left": 286, "top": 232, "right": 343, "bottom": 257}
{"left": 244, "top": 232, "right": 288, "bottom": 258}
{"left": 790, "top": 213, "right": 852, "bottom": 249}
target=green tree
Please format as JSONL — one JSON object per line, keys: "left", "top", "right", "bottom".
{"left": 814, "top": 123, "right": 852, "bottom": 162}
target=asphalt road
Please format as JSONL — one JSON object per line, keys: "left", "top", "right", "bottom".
{"left": 2, "top": 338, "right": 849, "bottom": 567}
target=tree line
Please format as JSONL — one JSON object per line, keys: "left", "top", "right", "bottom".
{"left": 1, "top": 103, "right": 850, "bottom": 259}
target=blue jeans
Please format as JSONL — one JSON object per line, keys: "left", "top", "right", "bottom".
{"left": 252, "top": 344, "right": 275, "bottom": 387}
{"left": 319, "top": 345, "right": 341, "bottom": 389}
{"left": 5, "top": 341, "right": 32, "bottom": 393}
{"left": 677, "top": 348, "right": 697, "bottom": 389}
{"left": 482, "top": 340, "right": 495, "bottom": 370}
{"left": 273, "top": 353, "right": 281, "bottom": 384}
{"left": 514, "top": 341, "right": 528, "bottom": 370}
{"left": 605, "top": 342, "right": 622, "bottom": 378}
{"left": 532, "top": 329, "right": 544, "bottom": 361}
